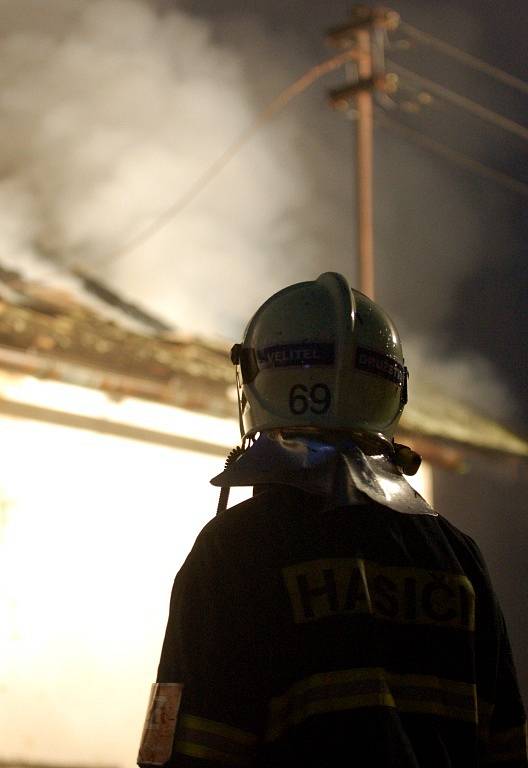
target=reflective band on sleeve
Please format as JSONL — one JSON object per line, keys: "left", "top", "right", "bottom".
{"left": 137, "top": 683, "right": 183, "bottom": 767}
{"left": 173, "top": 714, "right": 258, "bottom": 766}
{"left": 266, "top": 668, "right": 478, "bottom": 741}
{"left": 483, "top": 722, "right": 528, "bottom": 765}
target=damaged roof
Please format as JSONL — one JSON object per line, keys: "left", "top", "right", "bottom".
{"left": 0, "top": 263, "right": 526, "bottom": 466}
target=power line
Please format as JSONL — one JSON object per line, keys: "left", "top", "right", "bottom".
{"left": 53, "top": 19, "right": 528, "bottom": 277}
{"left": 375, "top": 109, "right": 528, "bottom": 199}
{"left": 387, "top": 60, "right": 528, "bottom": 143}
{"left": 398, "top": 21, "right": 528, "bottom": 97}
{"left": 92, "top": 48, "right": 361, "bottom": 270}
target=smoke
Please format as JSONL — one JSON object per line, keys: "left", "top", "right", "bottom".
{"left": 0, "top": 0, "right": 334, "bottom": 335}
{"left": 0, "top": 0, "right": 519, "bottom": 421}
{"left": 403, "top": 335, "right": 517, "bottom": 422}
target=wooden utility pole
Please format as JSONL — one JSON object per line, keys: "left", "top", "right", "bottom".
{"left": 326, "top": 6, "right": 399, "bottom": 299}
{"left": 355, "top": 26, "right": 375, "bottom": 297}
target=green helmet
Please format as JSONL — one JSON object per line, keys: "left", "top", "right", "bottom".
{"left": 231, "top": 272, "right": 408, "bottom": 451}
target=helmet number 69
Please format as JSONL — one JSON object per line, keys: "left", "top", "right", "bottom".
{"left": 289, "top": 383, "right": 331, "bottom": 415}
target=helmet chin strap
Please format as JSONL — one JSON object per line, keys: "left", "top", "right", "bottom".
{"left": 217, "top": 353, "right": 248, "bottom": 515}
{"left": 235, "top": 364, "right": 245, "bottom": 440}
{"left": 230, "top": 343, "right": 246, "bottom": 441}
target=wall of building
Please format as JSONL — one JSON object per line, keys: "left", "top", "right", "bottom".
{"left": 0, "top": 375, "right": 433, "bottom": 767}
{"left": 0, "top": 408, "right": 246, "bottom": 767}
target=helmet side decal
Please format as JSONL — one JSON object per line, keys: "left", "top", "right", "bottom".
{"left": 355, "top": 347, "right": 405, "bottom": 387}
{"left": 257, "top": 342, "right": 335, "bottom": 369}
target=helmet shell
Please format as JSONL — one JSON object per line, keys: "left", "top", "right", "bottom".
{"left": 235, "top": 272, "right": 407, "bottom": 446}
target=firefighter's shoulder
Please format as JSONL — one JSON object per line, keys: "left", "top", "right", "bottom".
{"left": 197, "top": 487, "right": 273, "bottom": 537}
{"left": 198, "top": 485, "right": 303, "bottom": 544}
{"left": 434, "top": 513, "right": 492, "bottom": 582}
{"left": 186, "top": 489, "right": 283, "bottom": 577}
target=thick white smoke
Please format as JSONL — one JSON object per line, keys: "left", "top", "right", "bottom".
{"left": 0, "top": 0, "right": 518, "bottom": 420}
{"left": 0, "top": 0, "right": 331, "bottom": 335}
{"left": 403, "top": 336, "right": 517, "bottom": 421}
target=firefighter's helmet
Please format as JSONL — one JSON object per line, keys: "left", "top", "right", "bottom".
{"left": 231, "top": 272, "right": 408, "bottom": 452}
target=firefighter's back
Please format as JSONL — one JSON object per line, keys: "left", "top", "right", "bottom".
{"left": 199, "top": 485, "right": 522, "bottom": 767}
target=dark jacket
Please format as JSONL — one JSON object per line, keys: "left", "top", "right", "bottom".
{"left": 156, "top": 486, "right": 527, "bottom": 767}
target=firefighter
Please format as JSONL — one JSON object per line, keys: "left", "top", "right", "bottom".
{"left": 138, "top": 273, "right": 527, "bottom": 767}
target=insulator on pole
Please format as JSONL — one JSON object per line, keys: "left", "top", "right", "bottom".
{"left": 328, "top": 74, "right": 399, "bottom": 110}
{"left": 326, "top": 6, "right": 400, "bottom": 47}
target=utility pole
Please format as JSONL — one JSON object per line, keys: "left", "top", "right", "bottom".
{"left": 326, "top": 5, "right": 399, "bottom": 299}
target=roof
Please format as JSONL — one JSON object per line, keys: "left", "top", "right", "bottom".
{"left": 398, "top": 380, "right": 528, "bottom": 461}
{"left": 0, "top": 265, "right": 526, "bottom": 467}
{"left": 0, "top": 264, "right": 234, "bottom": 417}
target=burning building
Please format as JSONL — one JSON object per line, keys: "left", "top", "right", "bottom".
{"left": 0, "top": 268, "right": 526, "bottom": 768}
